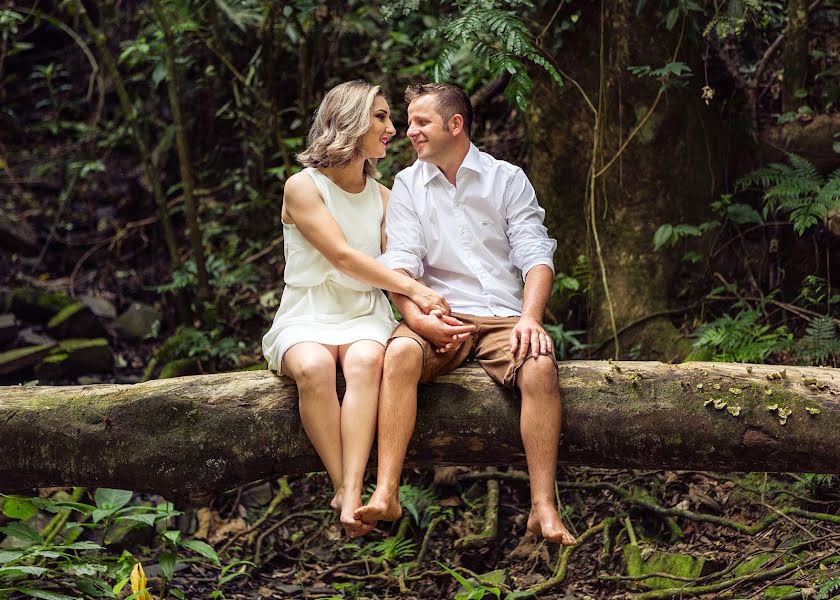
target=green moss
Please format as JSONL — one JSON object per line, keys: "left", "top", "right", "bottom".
{"left": 732, "top": 553, "right": 775, "bottom": 577}
{"left": 624, "top": 544, "right": 705, "bottom": 590}
{"left": 763, "top": 586, "right": 800, "bottom": 599}
{"left": 159, "top": 358, "right": 201, "bottom": 379}
{"left": 8, "top": 287, "right": 73, "bottom": 315}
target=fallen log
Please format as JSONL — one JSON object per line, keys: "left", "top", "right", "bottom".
{"left": 1, "top": 361, "right": 838, "bottom": 504}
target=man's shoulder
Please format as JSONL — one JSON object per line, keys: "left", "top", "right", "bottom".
{"left": 475, "top": 148, "right": 524, "bottom": 179}
{"left": 394, "top": 159, "right": 423, "bottom": 183}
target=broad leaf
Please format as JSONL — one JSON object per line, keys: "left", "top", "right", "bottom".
{"left": 181, "top": 540, "right": 219, "bottom": 565}
{"left": 0, "top": 522, "right": 43, "bottom": 544}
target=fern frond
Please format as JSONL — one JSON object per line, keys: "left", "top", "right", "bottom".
{"left": 797, "top": 316, "right": 839, "bottom": 365}
{"left": 817, "top": 575, "right": 840, "bottom": 600}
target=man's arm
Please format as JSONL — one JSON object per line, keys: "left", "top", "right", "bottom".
{"left": 390, "top": 273, "right": 474, "bottom": 352}
{"left": 510, "top": 264, "right": 554, "bottom": 359}
{"left": 503, "top": 169, "right": 557, "bottom": 359}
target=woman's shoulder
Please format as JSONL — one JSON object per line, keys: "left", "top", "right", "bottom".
{"left": 284, "top": 170, "right": 323, "bottom": 203}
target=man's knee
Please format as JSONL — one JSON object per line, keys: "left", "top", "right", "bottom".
{"left": 517, "top": 355, "right": 559, "bottom": 394}
{"left": 384, "top": 337, "right": 423, "bottom": 378}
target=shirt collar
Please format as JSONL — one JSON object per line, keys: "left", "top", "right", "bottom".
{"left": 419, "top": 143, "right": 483, "bottom": 186}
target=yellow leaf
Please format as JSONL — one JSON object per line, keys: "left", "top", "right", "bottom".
{"left": 130, "top": 563, "right": 154, "bottom": 600}
{"left": 0, "top": 157, "right": 6, "bottom": 169}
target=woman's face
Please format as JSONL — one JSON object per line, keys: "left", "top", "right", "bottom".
{"left": 359, "top": 95, "right": 396, "bottom": 160}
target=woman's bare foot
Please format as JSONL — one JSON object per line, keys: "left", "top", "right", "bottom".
{"left": 354, "top": 487, "right": 402, "bottom": 523}
{"left": 339, "top": 490, "right": 375, "bottom": 538}
{"left": 527, "top": 503, "right": 576, "bottom": 545}
{"left": 330, "top": 490, "right": 343, "bottom": 515}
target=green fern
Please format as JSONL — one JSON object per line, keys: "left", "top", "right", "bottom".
{"left": 736, "top": 154, "right": 840, "bottom": 235}
{"left": 797, "top": 316, "right": 839, "bottom": 366}
{"left": 398, "top": 1, "right": 562, "bottom": 110}
{"left": 361, "top": 536, "right": 417, "bottom": 562}
{"left": 817, "top": 575, "right": 840, "bottom": 600}
{"left": 399, "top": 484, "right": 441, "bottom": 529}
{"left": 687, "top": 308, "right": 791, "bottom": 363}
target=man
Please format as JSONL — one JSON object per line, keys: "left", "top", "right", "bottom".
{"left": 355, "top": 83, "right": 575, "bottom": 545}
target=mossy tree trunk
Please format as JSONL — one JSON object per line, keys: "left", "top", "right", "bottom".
{"left": 1, "top": 362, "right": 838, "bottom": 505}
{"left": 781, "top": 0, "right": 809, "bottom": 112}
{"left": 527, "top": 3, "right": 735, "bottom": 360}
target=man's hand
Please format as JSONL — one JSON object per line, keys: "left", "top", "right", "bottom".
{"left": 510, "top": 316, "right": 553, "bottom": 360}
{"left": 412, "top": 311, "right": 475, "bottom": 354}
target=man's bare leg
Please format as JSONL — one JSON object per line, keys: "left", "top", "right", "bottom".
{"left": 517, "top": 355, "right": 576, "bottom": 545}
{"left": 354, "top": 338, "right": 423, "bottom": 523}
{"left": 336, "top": 340, "right": 384, "bottom": 537}
{"left": 282, "top": 343, "right": 343, "bottom": 513}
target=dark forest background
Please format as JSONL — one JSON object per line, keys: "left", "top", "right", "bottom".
{"left": 1, "top": 1, "right": 839, "bottom": 599}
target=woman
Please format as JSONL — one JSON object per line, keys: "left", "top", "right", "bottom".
{"left": 262, "top": 81, "right": 449, "bottom": 538}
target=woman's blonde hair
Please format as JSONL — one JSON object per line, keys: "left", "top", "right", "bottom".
{"left": 297, "top": 80, "right": 383, "bottom": 179}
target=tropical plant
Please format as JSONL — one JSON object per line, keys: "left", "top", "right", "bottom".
{"left": 687, "top": 306, "right": 791, "bottom": 363}
{"left": 736, "top": 153, "right": 840, "bottom": 235}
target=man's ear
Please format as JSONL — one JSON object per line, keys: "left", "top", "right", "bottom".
{"left": 449, "top": 114, "right": 464, "bottom": 136}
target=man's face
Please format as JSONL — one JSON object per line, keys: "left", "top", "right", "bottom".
{"left": 406, "top": 94, "right": 453, "bottom": 163}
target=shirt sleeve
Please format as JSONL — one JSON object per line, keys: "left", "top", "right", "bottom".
{"left": 504, "top": 168, "right": 557, "bottom": 281}
{"left": 377, "top": 175, "right": 426, "bottom": 279}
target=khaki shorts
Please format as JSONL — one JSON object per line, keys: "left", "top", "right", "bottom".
{"left": 388, "top": 313, "right": 557, "bottom": 389}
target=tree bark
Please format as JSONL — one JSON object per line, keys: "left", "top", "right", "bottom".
{"left": 1, "top": 362, "right": 838, "bottom": 504}
{"left": 527, "top": 3, "right": 736, "bottom": 361}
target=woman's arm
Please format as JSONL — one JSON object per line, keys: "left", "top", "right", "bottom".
{"left": 283, "top": 172, "right": 449, "bottom": 314}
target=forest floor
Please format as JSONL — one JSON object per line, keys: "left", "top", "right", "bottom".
{"left": 158, "top": 467, "right": 840, "bottom": 600}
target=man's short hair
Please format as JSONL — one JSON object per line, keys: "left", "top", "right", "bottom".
{"left": 405, "top": 83, "right": 473, "bottom": 137}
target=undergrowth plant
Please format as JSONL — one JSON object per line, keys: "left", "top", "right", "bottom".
{"left": 0, "top": 489, "right": 227, "bottom": 600}
{"left": 687, "top": 304, "right": 791, "bottom": 363}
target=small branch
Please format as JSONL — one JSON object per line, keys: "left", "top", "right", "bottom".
{"left": 454, "top": 479, "right": 499, "bottom": 550}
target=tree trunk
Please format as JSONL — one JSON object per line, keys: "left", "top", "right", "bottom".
{"left": 781, "top": 0, "right": 809, "bottom": 112}
{"left": 527, "top": 3, "right": 736, "bottom": 361}
{"left": 1, "top": 362, "right": 838, "bottom": 505}
{"left": 153, "top": 0, "right": 210, "bottom": 303}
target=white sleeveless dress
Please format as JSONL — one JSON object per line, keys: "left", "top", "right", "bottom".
{"left": 262, "top": 167, "right": 397, "bottom": 373}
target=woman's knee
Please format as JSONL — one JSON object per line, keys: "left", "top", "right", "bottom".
{"left": 286, "top": 350, "right": 336, "bottom": 388}
{"left": 343, "top": 344, "right": 385, "bottom": 381}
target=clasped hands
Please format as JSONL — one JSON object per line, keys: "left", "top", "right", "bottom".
{"left": 416, "top": 307, "right": 553, "bottom": 358}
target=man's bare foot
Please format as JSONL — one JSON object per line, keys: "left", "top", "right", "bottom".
{"left": 340, "top": 491, "right": 375, "bottom": 538}
{"left": 527, "top": 503, "right": 576, "bottom": 545}
{"left": 353, "top": 487, "right": 402, "bottom": 523}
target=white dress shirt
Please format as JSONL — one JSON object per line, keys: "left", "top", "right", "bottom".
{"left": 379, "top": 143, "right": 557, "bottom": 317}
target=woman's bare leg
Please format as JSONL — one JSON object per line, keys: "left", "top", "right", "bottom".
{"left": 282, "top": 343, "right": 342, "bottom": 510}
{"left": 336, "top": 340, "right": 384, "bottom": 537}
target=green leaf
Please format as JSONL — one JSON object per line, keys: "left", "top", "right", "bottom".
{"left": 152, "top": 61, "right": 167, "bottom": 88}
{"left": 14, "top": 589, "right": 79, "bottom": 600}
{"left": 0, "top": 522, "right": 44, "bottom": 544}
{"left": 159, "top": 551, "right": 176, "bottom": 582}
{"left": 116, "top": 514, "right": 157, "bottom": 527}
{"left": 726, "top": 203, "right": 763, "bottom": 224}
{"left": 181, "top": 540, "right": 220, "bottom": 565}
{"left": 60, "top": 541, "right": 102, "bottom": 551}
{"left": 0, "top": 549, "right": 26, "bottom": 563}
{"left": 2, "top": 497, "right": 39, "bottom": 520}
{"left": 94, "top": 489, "right": 133, "bottom": 511}
{"left": 162, "top": 530, "right": 181, "bottom": 545}
{"left": 170, "top": 588, "right": 185, "bottom": 600}
{"left": 653, "top": 224, "right": 674, "bottom": 250}
{"left": 0, "top": 566, "right": 48, "bottom": 576}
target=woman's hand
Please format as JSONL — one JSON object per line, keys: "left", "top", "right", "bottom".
{"left": 409, "top": 282, "right": 451, "bottom": 315}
